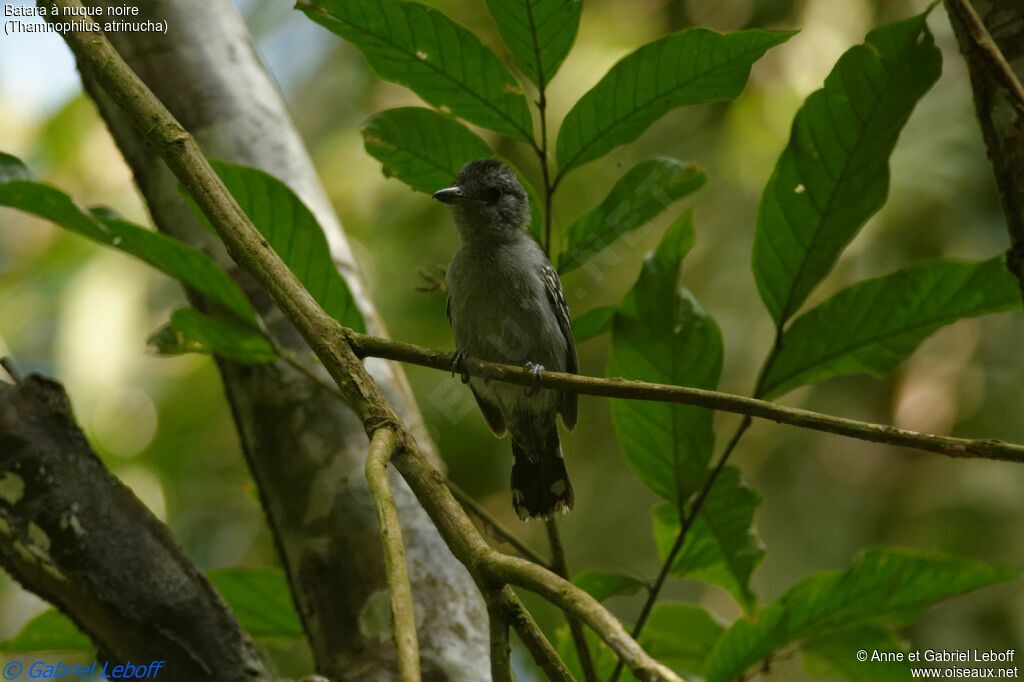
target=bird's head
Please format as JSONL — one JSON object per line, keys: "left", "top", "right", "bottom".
{"left": 433, "top": 159, "right": 530, "bottom": 241}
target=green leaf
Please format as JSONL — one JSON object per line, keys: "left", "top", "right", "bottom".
{"left": 299, "top": 0, "right": 534, "bottom": 142}
{"left": 208, "top": 567, "right": 304, "bottom": 638}
{"left": 362, "top": 107, "right": 493, "bottom": 195}
{"left": 609, "top": 211, "right": 723, "bottom": 507}
{"left": 760, "top": 258, "right": 1022, "bottom": 398}
{"left": 0, "top": 610, "right": 90, "bottom": 653}
{"left": 752, "top": 12, "right": 942, "bottom": 325}
{"left": 642, "top": 604, "right": 725, "bottom": 679}
{"left": 653, "top": 467, "right": 764, "bottom": 612}
{"left": 211, "top": 161, "right": 366, "bottom": 333}
{"left": 802, "top": 625, "right": 911, "bottom": 682}
{"left": 555, "top": 625, "right": 619, "bottom": 680}
{"left": 556, "top": 604, "right": 724, "bottom": 681}
{"left": 702, "top": 548, "right": 1021, "bottom": 682}
{"left": 485, "top": 0, "right": 581, "bottom": 87}
{"left": 148, "top": 308, "right": 278, "bottom": 365}
{"left": 571, "top": 305, "right": 616, "bottom": 343}
{"left": 573, "top": 570, "right": 647, "bottom": 602}
{"left": 558, "top": 158, "right": 706, "bottom": 274}
{"left": 0, "top": 153, "right": 255, "bottom": 324}
{"left": 556, "top": 29, "right": 793, "bottom": 176}
{"left": 359, "top": 109, "right": 543, "bottom": 237}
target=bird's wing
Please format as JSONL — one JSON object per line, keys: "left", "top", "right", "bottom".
{"left": 445, "top": 293, "right": 452, "bottom": 326}
{"left": 471, "top": 386, "right": 507, "bottom": 437}
{"left": 542, "top": 264, "right": 579, "bottom": 430}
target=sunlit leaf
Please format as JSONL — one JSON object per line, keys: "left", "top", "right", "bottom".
{"left": 299, "top": 0, "right": 534, "bottom": 142}
{"left": 148, "top": 308, "right": 278, "bottom": 365}
{"left": 362, "top": 107, "right": 492, "bottom": 195}
{"left": 359, "top": 109, "right": 543, "bottom": 236}
{"left": 702, "top": 548, "right": 1020, "bottom": 682}
{"left": 211, "top": 161, "right": 366, "bottom": 333}
{"left": 0, "top": 153, "right": 255, "bottom": 324}
{"left": 759, "top": 258, "right": 1022, "bottom": 398}
{"left": 609, "top": 211, "right": 722, "bottom": 507}
{"left": 558, "top": 158, "right": 706, "bottom": 274}
{"left": 556, "top": 29, "right": 793, "bottom": 176}
{"left": 752, "top": 11, "right": 942, "bottom": 325}
{"left": 485, "top": 0, "right": 581, "bottom": 87}
{"left": 653, "top": 467, "right": 764, "bottom": 612}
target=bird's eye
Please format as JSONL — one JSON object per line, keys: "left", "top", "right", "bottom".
{"left": 481, "top": 187, "right": 503, "bottom": 205}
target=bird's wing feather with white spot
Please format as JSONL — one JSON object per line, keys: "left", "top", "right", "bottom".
{"left": 542, "top": 264, "right": 578, "bottom": 430}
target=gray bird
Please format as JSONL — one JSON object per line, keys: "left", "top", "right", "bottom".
{"left": 434, "top": 159, "right": 578, "bottom": 520}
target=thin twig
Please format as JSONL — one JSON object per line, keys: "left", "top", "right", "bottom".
{"left": 365, "top": 428, "right": 420, "bottom": 682}
{"left": 491, "top": 585, "right": 574, "bottom": 682}
{"left": 608, "top": 416, "right": 752, "bottom": 682}
{"left": 52, "top": 7, "right": 678, "bottom": 679}
{"left": 347, "top": 333, "right": 1024, "bottom": 463}
{"left": 449, "top": 480, "right": 550, "bottom": 567}
{"left": 547, "top": 518, "right": 598, "bottom": 682}
{"left": 487, "top": 597, "right": 514, "bottom": 682}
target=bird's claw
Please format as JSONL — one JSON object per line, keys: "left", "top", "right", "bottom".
{"left": 451, "top": 349, "right": 470, "bottom": 384}
{"left": 524, "top": 362, "right": 544, "bottom": 396}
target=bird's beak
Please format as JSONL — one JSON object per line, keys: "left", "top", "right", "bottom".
{"left": 432, "top": 186, "right": 465, "bottom": 204}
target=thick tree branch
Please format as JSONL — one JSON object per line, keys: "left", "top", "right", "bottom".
{"left": 945, "top": 0, "right": 1024, "bottom": 299}
{"left": 365, "top": 428, "right": 419, "bottom": 682}
{"left": 0, "top": 375, "right": 268, "bottom": 681}
{"left": 71, "top": 1, "right": 487, "bottom": 678}
{"left": 346, "top": 333, "right": 1024, "bottom": 463}
{"left": 49, "top": 5, "right": 679, "bottom": 680}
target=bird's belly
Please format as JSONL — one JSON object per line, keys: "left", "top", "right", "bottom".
{"left": 451, "top": 296, "right": 564, "bottom": 369}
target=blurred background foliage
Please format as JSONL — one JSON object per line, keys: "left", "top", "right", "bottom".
{"left": 0, "top": 0, "right": 1022, "bottom": 678}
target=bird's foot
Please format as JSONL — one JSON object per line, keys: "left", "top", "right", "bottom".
{"left": 450, "top": 349, "right": 470, "bottom": 384}
{"left": 524, "top": 362, "right": 544, "bottom": 396}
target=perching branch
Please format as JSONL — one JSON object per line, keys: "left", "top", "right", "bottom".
{"left": 48, "top": 5, "right": 680, "bottom": 680}
{"left": 945, "top": 0, "right": 1024, "bottom": 300}
{"left": 346, "top": 332, "right": 1024, "bottom": 463}
{"left": 365, "top": 428, "right": 419, "bottom": 682}
{"left": 0, "top": 374, "right": 269, "bottom": 681}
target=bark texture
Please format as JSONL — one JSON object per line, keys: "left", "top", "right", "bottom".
{"left": 0, "top": 375, "right": 268, "bottom": 682}
{"left": 945, "top": 0, "right": 1024, "bottom": 299}
{"left": 75, "top": 1, "right": 488, "bottom": 678}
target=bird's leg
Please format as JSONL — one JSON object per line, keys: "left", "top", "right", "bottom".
{"left": 524, "top": 362, "right": 544, "bottom": 396}
{"left": 450, "top": 349, "right": 470, "bottom": 384}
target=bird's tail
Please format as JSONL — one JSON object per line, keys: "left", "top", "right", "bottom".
{"left": 511, "top": 427, "right": 574, "bottom": 521}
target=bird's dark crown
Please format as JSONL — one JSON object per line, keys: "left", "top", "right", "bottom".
{"left": 456, "top": 159, "right": 527, "bottom": 204}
